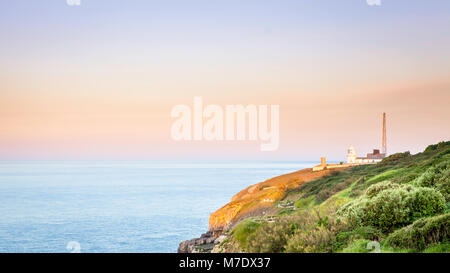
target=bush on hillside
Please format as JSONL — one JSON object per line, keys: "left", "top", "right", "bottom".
{"left": 414, "top": 160, "right": 450, "bottom": 201}
{"left": 378, "top": 152, "right": 411, "bottom": 165}
{"left": 385, "top": 213, "right": 450, "bottom": 250}
{"left": 334, "top": 226, "right": 382, "bottom": 251}
{"left": 365, "top": 181, "right": 399, "bottom": 198}
{"left": 285, "top": 224, "right": 340, "bottom": 253}
{"left": 338, "top": 183, "right": 446, "bottom": 232}
{"left": 424, "top": 141, "right": 450, "bottom": 153}
{"left": 245, "top": 217, "right": 297, "bottom": 253}
{"left": 245, "top": 210, "right": 347, "bottom": 253}
{"left": 285, "top": 212, "right": 347, "bottom": 253}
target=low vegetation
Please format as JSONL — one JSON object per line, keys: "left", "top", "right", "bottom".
{"left": 245, "top": 209, "right": 347, "bottom": 253}
{"left": 337, "top": 183, "right": 445, "bottom": 232}
{"left": 385, "top": 213, "right": 449, "bottom": 250}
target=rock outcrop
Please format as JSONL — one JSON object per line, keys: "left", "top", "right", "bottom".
{"left": 178, "top": 231, "right": 217, "bottom": 253}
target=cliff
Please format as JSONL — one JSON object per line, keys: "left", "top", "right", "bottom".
{"left": 208, "top": 168, "right": 340, "bottom": 233}
{"left": 178, "top": 166, "right": 346, "bottom": 253}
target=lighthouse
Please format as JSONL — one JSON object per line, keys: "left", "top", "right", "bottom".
{"left": 346, "top": 145, "right": 357, "bottom": 163}
{"left": 345, "top": 113, "right": 387, "bottom": 164}
{"left": 314, "top": 113, "right": 388, "bottom": 171}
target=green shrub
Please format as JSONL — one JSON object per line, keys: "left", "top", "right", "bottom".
{"left": 434, "top": 147, "right": 450, "bottom": 159}
{"left": 365, "top": 181, "right": 399, "bottom": 198}
{"left": 378, "top": 152, "right": 411, "bottom": 165}
{"left": 424, "top": 141, "right": 450, "bottom": 153}
{"left": 284, "top": 213, "right": 347, "bottom": 253}
{"left": 411, "top": 187, "right": 447, "bottom": 218}
{"left": 245, "top": 218, "right": 297, "bottom": 253}
{"left": 385, "top": 213, "right": 450, "bottom": 250}
{"left": 245, "top": 210, "right": 347, "bottom": 253}
{"left": 414, "top": 160, "right": 450, "bottom": 201}
{"left": 334, "top": 226, "right": 382, "bottom": 250}
{"left": 285, "top": 224, "right": 341, "bottom": 253}
{"left": 338, "top": 184, "right": 446, "bottom": 232}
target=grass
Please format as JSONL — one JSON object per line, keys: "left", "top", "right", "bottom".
{"left": 339, "top": 239, "right": 371, "bottom": 253}
{"left": 277, "top": 208, "right": 296, "bottom": 216}
{"left": 380, "top": 246, "right": 416, "bottom": 253}
{"left": 339, "top": 239, "right": 418, "bottom": 253}
{"left": 422, "top": 242, "right": 450, "bottom": 253}
{"left": 231, "top": 218, "right": 260, "bottom": 249}
{"left": 294, "top": 195, "right": 317, "bottom": 210}
{"left": 366, "top": 169, "right": 402, "bottom": 184}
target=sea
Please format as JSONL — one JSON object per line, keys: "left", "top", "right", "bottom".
{"left": 0, "top": 160, "right": 315, "bottom": 253}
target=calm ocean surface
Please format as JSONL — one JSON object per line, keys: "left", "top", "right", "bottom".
{"left": 0, "top": 161, "right": 315, "bottom": 253}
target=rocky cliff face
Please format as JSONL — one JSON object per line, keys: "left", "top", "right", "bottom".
{"left": 178, "top": 167, "right": 340, "bottom": 253}
{"left": 178, "top": 231, "right": 228, "bottom": 253}
{"left": 208, "top": 168, "right": 336, "bottom": 232}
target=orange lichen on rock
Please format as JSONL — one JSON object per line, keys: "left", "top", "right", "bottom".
{"left": 209, "top": 168, "right": 341, "bottom": 232}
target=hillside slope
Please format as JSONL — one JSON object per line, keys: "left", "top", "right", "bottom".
{"left": 209, "top": 168, "right": 342, "bottom": 233}
{"left": 179, "top": 141, "right": 450, "bottom": 253}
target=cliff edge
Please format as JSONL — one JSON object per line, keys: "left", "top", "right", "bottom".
{"left": 178, "top": 167, "right": 342, "bottom": 252}
{"left": 208, "top": 168, "right": 339, "bottom": 233}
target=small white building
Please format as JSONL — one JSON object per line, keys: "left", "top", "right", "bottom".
{"left": 346, "top": 144, "right": 385, "bottom": 164}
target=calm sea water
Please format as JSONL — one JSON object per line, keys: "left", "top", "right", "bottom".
{"left": 0, "top": 161, "right": 314, "bottom": 253}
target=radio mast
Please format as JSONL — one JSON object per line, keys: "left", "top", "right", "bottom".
{"left": 382, "top": 113, "right": 387, "bottom": 155}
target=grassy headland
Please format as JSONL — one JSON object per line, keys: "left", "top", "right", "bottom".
{"left": 212, "top": 141, "right": 450, "bottom": 253}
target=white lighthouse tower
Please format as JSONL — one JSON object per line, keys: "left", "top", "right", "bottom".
{"left": 346, "top": 144, "right": 357, "bottom": 163}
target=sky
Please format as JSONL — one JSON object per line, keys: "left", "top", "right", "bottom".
{"left": 0, "top": 0, "right": 449, "bottom": 161}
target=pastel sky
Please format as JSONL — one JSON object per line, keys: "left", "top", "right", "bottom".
{"left": 1, "top": 0, "right": 449, "bottom": 161}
